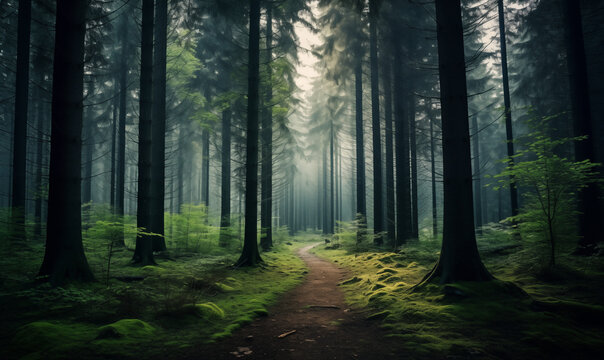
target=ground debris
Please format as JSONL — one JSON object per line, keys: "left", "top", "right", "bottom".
{"left": 277, "top": 330, "right": 297, "bottom": 338}
{"left": 307, "top": 304, "right": 340, "bottom": 309}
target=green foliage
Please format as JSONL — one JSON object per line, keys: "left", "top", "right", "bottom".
{"left": 493, "top": 113, "right": 601, "bottom": 266}
{"left": 312, "top": 236, "right": 604, "bottom": 359}
{"left": 165, "top": 204, "right": 227, "bottom": 254}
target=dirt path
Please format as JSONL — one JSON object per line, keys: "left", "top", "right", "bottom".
{"left": 192, "top": 243, "right": 403, "bottom": 359}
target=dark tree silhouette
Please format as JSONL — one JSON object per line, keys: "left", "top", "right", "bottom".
{"left": 420, "top": 0, "right": 491, "bottom": 284}
{"left": 235, "top": 0, "right": 263, "bottom": 267}
{"left": 10, "top": 0, "right": 31, "bottom": 243}
{"left": 260, "top": 4, "right": 274, "bottom": 251}
{"left": 561, "top": 0, "right": 604, "bottom": 254}
{"left": 150, "top": 0, "right": 168, "bottom": 252}
{"left": 369, "top": 0, "right": 383, "bottom": 242}
{"left": 498, "top": 0, "right": 519, "bottom": 217}
{"left": 38, "top": 0, "right": 94, "bottom": 285}
{"left": 133, "top": 0, "right": 155, "bottom": 266}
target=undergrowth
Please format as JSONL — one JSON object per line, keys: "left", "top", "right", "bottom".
{"left": 312, "top": 223, "right": 604, "bottom": 359}
{"left": 0, "top": 222, "right": 311, "bottom": 360}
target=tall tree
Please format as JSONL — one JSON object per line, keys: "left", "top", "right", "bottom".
{"left": 497, "top": 0, "right": 519, "bottom": 217}
{"left": 116, "top": 9, "right": 129, "bottom": 222}
{"left": 235, "top": 0, "right": 262, "bottom": 267}
{"left": 472, "top": 115, "right": 483, "bottom": 235}
{"left": 393, "top": 41, "right": 411, "bottom": 245}
{"left": 430, "top": 113, "right": 438, "bottom": 237}
{"left": 369, "top": 0, "right": 383, "bottom": 241}
{"left": 133, "top": 0, "right": 155, "bottom": 265}
{"left": 561, "top": 0, "right": 603, "bottom": 253}
{"left": 383, "top": 57, "right": 395, "bottom": 246}
{"left": 421, "top": 0, "right": 491, "bottom": 284}
{"left": 38, "top": 0, "right": 94, "bottom": 284}
{"left": 219, "top": 108, "right": 232, "bottom": 247}
{"left": 355, "top": 45, "right": 367, "bottom": 232}
{"left": 150, "top": 0, "right": 168, "bottom": 252}
{"left": 11, "top": 0, "right": 31, "bottom": 243}
{"left": 260, "top": 4, "right": 274, "bottom": 251}
{"left": 409, "top": 95, "right": 418, "bottom": 239}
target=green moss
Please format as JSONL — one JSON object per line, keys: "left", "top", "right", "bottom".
{"left": 96, "top": 319, "right": 155, "bottom": 340}
{"left": 192, "top": 302, "right": 225, "bottom": 319}
{"left": 12, "top": 321, "right": 97, "bottom": 357}
{"left": 312, "top": 239, "right": 604, "bottom": 359}
{"left": 214, "top": 282, "right": 236, "bottom": 292}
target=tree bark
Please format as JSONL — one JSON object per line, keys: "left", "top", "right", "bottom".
{"left": 498, "top": 0, "right": 519, "bottom": 218}
{"left": 354, "top": 56, "right": 366, "bottom": 229}
{"left": 38, "top": 0, "right": 94, "bottom": 285}
{"left": 82, "top": 81, "right": 94, "bottom": 207}
{"left": 116, "top": 10, "right": 128, "bottom": 221}
{"left": 133, "top": 0, "right": 155, "bottom": 266}
{"left": 219, "top": 109, "right": 232, "bottom": 247}
{"left": 430, "top": 114, "right": 438, "bottom": 238}
{"left": 150, "top": 0, "right": 167, "bottom": 252}
{"left": 393, "top": 44, "right": 411, "bottom": 246}
{"left": 383, "top": 58, "right": 395, "bottom": 246}
{"left": 421, "top": 0, "right": 491, "bottom": 284}
{"left": 235, "top": 0, "right": 263, "bottom": 267}
{"left": 409, "top": 96, "right": 418, "bottom": 239}
{"left": 11, "top": 0, "right": 31, "bottom": 243}
{"left": 561, "top": 0, "right": 603, "bottom": 254}
{"left": 369, "top": 0, "right": 383, "bottom": 242}
{"left": 260, "top": 5, "right": 273, "bottom": 251}
{"left": 472, "top": 115, "right": 483, "bottom": 235}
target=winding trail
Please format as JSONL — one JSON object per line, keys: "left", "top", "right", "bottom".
{"left": 194, "top": 243, "right": 403, "bottom": 359}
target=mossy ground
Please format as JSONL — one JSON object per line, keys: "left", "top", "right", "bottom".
{"left": 0, "top": 231, "right": 311, "bottom": 359}
{"left": 312, "top": 225, "right": 604, "bottom": 359}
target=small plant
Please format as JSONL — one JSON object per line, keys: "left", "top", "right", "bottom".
{"left": 493, "top": 113, "right": 601, "bottom": 267}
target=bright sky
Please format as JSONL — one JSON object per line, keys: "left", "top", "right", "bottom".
{"left": 293, "top": 1, "right": 321, "bottom": 93}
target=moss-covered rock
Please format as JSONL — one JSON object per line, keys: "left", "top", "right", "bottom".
{"left": 96, "top": 319, "right": 155, "bottom": 340}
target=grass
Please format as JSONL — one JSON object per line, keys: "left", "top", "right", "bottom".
{"left": 311, "top": 224, "right": 604, "bottom": 359}
{"left": 0, "top": 227, "right": 311, "bottom": 360}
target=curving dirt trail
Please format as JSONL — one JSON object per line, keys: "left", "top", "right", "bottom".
{"left": 193, "top": 243, "right": 403, "bottom": 359}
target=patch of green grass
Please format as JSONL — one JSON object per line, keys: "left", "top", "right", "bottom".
{"left": 312, "top": 231, "right": 604, "bottom": 359}
{"left": 0, "top": 231, "right": 314, "bottom": 359}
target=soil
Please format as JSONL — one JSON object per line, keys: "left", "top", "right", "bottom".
{"left": 188, "top": 243, "right": 404, "bottom": 359}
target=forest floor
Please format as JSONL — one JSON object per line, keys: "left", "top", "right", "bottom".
{"left": 2, "top": 227, "right": 604, "bottom": 359}
{"left": 189, "top": 243, "right": 405, "bottom": 359}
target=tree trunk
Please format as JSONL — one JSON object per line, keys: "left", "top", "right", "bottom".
{"left": 421, "top": 0, "right": 491, "bottom": 284}
{"left": 110, "top": 81, "right": 118, "bottom": 209}
{"left": 11, "top": 0, "right": 31, "bottom": 243}
{"left": 472, "top": 115, "right": 483, "bottom": 235}
{"left": 409, "top": 96, "right": 419, "bottom": 239}
{"left": 354, "top": 56, "right": 366, "bottom": 229}
{"left": 150, "top": 0, "right": 167, "bottom": 252}
{"left": 561, "top": 0, "right": 603, "bottom": 254}
{"left": 430, "top": 114, "right": 438, "bottom": 238}
{"left": 133, "top": 0, "right": 155, "bottom": 266}
{"left": 219, "top": 109, "right": 232, "bottom": 247}
{"left": 34, "top": 70, "right": 45, "bottom": 238}
{"left": 116, "top": 10, "right": 128, "bottom": 221}
{"left": 383, "top": 59, "right": 395, "bottom": 246}
{"left": 369, "top": 0, "right": 383, "bottom": 242}
{"left": 260, "top": 5, "right": 273, "bottom": 251}
{"left": 330, "top": 120, "right": 335, "bottom": 234}
{"left": 38, "top": 0, "right": 94, "bottom": 285}
{"left": 323, "top": 146, "right": 329, "bottom": 234}
{"left": 82, "top": 81, "right": 94, "bottom": 207}
{"left": 393, "top": 44, "right": 411, "bottom": 245}
{"left": 498, "top": 0, "right": 519, "bottom": 218}
{"left": 201, "top": 128, "right": 210, "bottom": 208}
{"left": 235, "top": 0, "right": 263, "bottom": 267}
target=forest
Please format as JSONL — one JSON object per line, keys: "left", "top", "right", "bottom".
{"left": 1, "top": 0, "right": 603, "bottom": 359}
